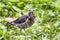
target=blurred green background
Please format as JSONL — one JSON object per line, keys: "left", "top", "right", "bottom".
{"left": 0, "top": 0, "right": 60, "bottom": 40}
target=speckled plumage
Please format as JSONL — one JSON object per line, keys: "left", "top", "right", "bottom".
{"left": 8, "top": 8, "right": 36, "bottom": 30}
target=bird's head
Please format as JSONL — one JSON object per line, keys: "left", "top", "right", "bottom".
{"left": 28, "top": 8, "right": 35, "bottom": 16}
{"left": 28, "top": 8, "right": 36, "bottom": 21}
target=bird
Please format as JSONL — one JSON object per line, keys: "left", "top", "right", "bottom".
{"left": 16, "top": 14, "right": 36, "bottom": 29}
{"left": 7, "top": 8, "right": 36, "bottom": 31}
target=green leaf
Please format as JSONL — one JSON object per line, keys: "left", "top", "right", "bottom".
{"left": 12, "top": 6, "right": 20, "bottom": 12}
{"left": 0, "top": 29, "right": 3, "bottom": 36}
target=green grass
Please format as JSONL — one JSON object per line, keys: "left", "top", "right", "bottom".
{"left": 0, "top": 0, "right": 60, "bottom": 40}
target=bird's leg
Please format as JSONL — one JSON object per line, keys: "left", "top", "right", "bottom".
{"left": 20, "top": 28, "right": 22, "bottom": 35}
{"left": 23, "top": 28, "right": 26, "bottom": 36}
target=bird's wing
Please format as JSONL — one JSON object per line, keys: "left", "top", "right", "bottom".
{"left": 9, "top": 14, "right": 29, "bottom": 25}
